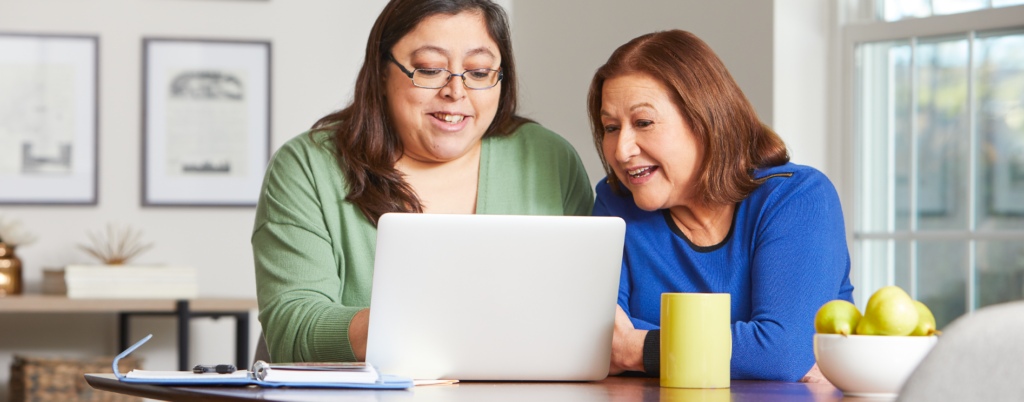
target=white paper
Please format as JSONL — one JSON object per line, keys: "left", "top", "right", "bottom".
{"left": 0, "top": 64, "right": 76, "bottom": 175}
{"left": 165, "top": 68, "right": 248, "bottom": 177}
{"left": 125, "top": 370, "right": 249, "bottom": 380}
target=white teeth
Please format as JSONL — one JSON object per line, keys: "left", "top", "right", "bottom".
{"left": 437, "top": 113, "right": 465, "bottom": 123}
{"left": 628, "top": 167, "right": 654, "bottom": 178}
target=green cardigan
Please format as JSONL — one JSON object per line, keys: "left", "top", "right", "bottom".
{"left": 253, "top": 123, "right": 594, "bottom": 363}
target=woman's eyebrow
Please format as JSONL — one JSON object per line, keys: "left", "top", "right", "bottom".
{"left": 465, "top": 47, "right": 496, "bottom": 59}
{"left": 408, "top": 46, "right": 495, "bottom": 60}
{"left": 411, "top": 45, "right": 449, "bottom": 58}
{"left": 630, "top": 103, "right": 655, "bottom": 112}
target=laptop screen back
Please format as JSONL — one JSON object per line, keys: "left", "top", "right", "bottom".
{"left": 366, "top": 213, "right": 625, "bottom": 380}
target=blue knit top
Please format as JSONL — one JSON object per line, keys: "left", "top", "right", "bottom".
{"left": 593, "top": 162, "right": 854, "bottom": 381}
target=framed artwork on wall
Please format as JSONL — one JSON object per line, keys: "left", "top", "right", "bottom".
{"left": 142, "top": 38, "right": 271, "bottom": 207}
{"left": 0, "top": 33, "right": 98, "bottom": 205}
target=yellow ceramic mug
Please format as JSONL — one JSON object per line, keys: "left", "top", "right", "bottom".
{"left": 661, "top": 293, "right": 731, "bottom": 388}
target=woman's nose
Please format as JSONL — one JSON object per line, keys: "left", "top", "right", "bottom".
{"left": 615, "top": 131, "right": 640, "bottom": 163}
{"left": 439, "top": 74, "right": 467, "bottom": 100}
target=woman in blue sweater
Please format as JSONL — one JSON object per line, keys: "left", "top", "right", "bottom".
{"left": 588, "top": 30, "right": 854, "bottom": 382}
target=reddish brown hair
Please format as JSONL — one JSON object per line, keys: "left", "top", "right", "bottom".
{"left": 587, "top": 30, "right": 788, "bottom": 206}
{"left": 312, "top": 0, "right": 526, "bottom": 225}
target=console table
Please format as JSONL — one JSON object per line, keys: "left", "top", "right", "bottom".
{"left": 0, "top": 295, "right": 258, "bottom": 371}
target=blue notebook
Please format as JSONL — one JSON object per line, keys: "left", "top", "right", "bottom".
{"left": 112, "top": 335, "right": 413, "bottom": 389}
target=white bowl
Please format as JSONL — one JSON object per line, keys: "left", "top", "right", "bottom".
{"left": 813, "top": 333, "right": 938, "bottom": 397}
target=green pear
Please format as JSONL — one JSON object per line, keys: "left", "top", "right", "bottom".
{"left": 855, "top": 286, "right": 919, "bottom": 336}
{"left": 909, "top": 300, "right": 941, "bottom": 336}
{"left": 815, "top": 300, "right": 862, "bottom": 336}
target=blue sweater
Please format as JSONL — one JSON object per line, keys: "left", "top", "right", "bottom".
{"left": 593, "top": 162, "right": 854, "bottom": 381}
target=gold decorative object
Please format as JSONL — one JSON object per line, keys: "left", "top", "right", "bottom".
{"left": 78, "top": 224, "right": 154, "bottom": 265}
{"left": 0, "top": 242, "right": 22, "bottom": 296}
{"left": 0, "top": 215, "right": 35, "bottom": 295}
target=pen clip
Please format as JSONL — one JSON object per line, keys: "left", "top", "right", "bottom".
{"left": 113, "top": 334, "right": 153, "bottom": 380}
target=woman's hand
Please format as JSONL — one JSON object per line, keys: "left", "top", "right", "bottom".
{"left": 799, "top": 363, "right": 830, "bottom": 384}
{"left": 609, "top": 305, "right": 648, "bottom": 375}
{"left": 349, "top": 308, "right": 370, "bottom": 362}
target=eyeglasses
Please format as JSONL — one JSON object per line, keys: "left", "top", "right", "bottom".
{"left": 387, "top": 52, "right": 502, "bottom": 90}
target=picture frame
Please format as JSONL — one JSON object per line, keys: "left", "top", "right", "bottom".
{"left": 0, "top": 33, "right": 99, "bottom": 205}
{"left": 142, "top": 38, "right": 271, "bottom": 207}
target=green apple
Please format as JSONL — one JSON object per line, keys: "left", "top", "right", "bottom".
{"left": 909, "top": 300, "right": 941, "bottom": 336}
{"left": 855, "top": 286, "right": 919, "bottom": 336}
{"left": 815, "top": 300, "right": 862, "bottom": 336}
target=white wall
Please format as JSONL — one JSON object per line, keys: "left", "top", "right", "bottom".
{"left": 0, "top": 0, "right": 389, "bottom": 399}
{"left": 513, "top": 0, "right": 775, "bottom": 186}
{"left": 774, "top": 0, "right": 833, "bottom": 177}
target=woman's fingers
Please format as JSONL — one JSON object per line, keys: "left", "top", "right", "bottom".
{"left": 799, "top": 363, "right": 830, "bottom": 384}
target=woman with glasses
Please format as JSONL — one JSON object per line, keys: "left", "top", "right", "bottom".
{"left": 253, "top": 0, "right": 592, "bottom": 363}
{"left": 590, "top": 30, "right": 852, "bottom": 382}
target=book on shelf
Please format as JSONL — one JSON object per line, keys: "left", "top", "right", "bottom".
{"left": 64, "top": 265, "right": 198, "bottom": 299}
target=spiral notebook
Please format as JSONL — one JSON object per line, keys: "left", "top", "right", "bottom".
{"left": 112, "top": 335, "right": 413, "bottom": 389}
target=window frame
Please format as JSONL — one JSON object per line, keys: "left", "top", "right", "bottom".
{"left": 838, "top": 4, "right": 1024, "bottom": 310}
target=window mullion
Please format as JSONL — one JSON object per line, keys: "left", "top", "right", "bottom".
{"left": 909, "top": 36, "right": 919, "bottom": 300}
{"left": 887, "top": 44, "right": 898, "bottom": 287}
{"left": 968, "top": 31, "right": 978, "bottom": 234}
{"left": 967, "top": 30, "right": 978, "bottom": 313}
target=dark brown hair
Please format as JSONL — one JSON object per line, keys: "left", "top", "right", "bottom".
{"left": 312, "top": 0, "right": 526, "bottom": 225}
{"left": 587, "top": 30, "right": 789, "bottom": 206}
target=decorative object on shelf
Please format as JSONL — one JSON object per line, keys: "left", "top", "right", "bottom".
{"left": 69, "top": 223, "right": 196, "bottom": 299}
{"left": 0, "top": 33, "right": 99, "bottom": 205}
{"left": 0, "top": 215, "right": 37, "bottom": 296}
{"left": 42, "top": 268, "right": 67, "bottom": 295}
{"left": 0, "top": 242, "right": 22, "bottom": 296}
{"left": 78, "top": 223, "right": 154, "bottom": 265}
{"left": 142, "top": 37, "right": 272, "bottom": 206}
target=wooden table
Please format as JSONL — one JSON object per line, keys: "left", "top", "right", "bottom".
{"left": 85, "top": 374, "right": 896, "bottom": 402}
{"left": 0, "top": 295, "right": 258, "bottom": 370}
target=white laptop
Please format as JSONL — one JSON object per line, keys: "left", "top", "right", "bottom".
{"left": 365, "top": 213, "right": 625, "bottom": 381}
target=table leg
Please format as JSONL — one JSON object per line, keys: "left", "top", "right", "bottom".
{"left": 118, "top": 312, "right": 130, "bottom": 352}
{"left": 176, "top": 300, "right": 190, "bottom": 371}
{"left": 235, "top": 312, "right": 249, "bottom": 370}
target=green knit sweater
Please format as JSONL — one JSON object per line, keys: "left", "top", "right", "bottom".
{"left": 253, "top": 123, "right": 594, "bottom": 363}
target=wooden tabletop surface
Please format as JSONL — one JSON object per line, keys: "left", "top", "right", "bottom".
{"left": 0, "top": 295, "right": 257, "bottom": 312}
{"left": 85, "top": 373, "right": 896, "bottom": 402}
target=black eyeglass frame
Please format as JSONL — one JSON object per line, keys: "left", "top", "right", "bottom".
{"left": 387, "top": 52, "right": 503, "bottom": 90}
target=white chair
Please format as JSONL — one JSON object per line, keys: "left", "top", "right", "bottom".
{"left": 897, "top": 300, "right": 1024, "bottom": 401}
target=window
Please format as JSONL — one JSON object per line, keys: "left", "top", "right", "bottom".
{"left": 845, "top": 1, "right": 1024, "bottom": 328}
{"left": 883, "top": 0, "right": 1024, "bottom": 21}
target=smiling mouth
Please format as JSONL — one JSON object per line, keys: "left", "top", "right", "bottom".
{"left": 627, "top": 166, "right": 658, "bottom": 178}
{"left": 431, "top": 113, "right": 465, "bottom": 124}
